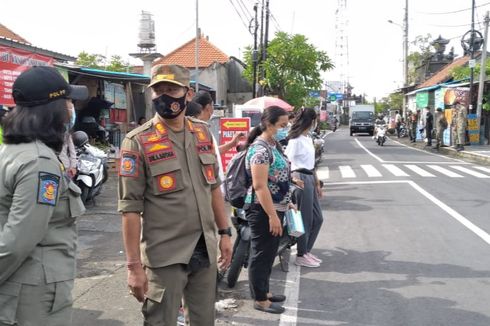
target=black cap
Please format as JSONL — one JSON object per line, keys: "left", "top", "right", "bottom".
{"left": 12, "top": 66, "right": 89, "bottom": 107}
{"left": 436, "top": 108, "right": 443, "bottom": 112}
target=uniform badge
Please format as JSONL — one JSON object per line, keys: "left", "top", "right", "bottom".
{"left": 194, "top": 126, "right": 209, "bottom": 143}
{"left": 140, "top": 132, "right": 162, "bottom": 144}
{"left": 204, "top": 165, "right": 216, "bottom": 183}
{"left": 144, "top": 141, "right": 172, "bottom": 153}
{"left": 157, "top": 173, "right": 176, "bottom": 192}
{"left": 37, "top": 172, "right": 60, "bottom": 206}
{"left": 170, "top": 102, "right": 181, "bottom": 112}
{"left": 197, "top": 142, "right": 213, "bottom": 154}
{"left": 155, "top": 123, "right": 168, "bottom": 137}
{"left": 119, "top": 151, "right": 139, "bottom": 177}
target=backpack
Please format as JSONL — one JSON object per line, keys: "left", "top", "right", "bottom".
{"left": 224, "top": 138, "right": 273, "bottom": 208}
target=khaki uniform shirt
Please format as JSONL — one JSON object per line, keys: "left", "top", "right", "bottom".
{"left": 0, "top": 141, "right": 85, "bottom": 286}
{"left": 118, "top": 115, "right": 221, "bottom": 268}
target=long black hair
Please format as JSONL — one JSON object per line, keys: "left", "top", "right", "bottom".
{"left": 288, "top": 107, "right": 317, "bottom": 139}
{"left": 193, "top": 90, "right": 213, "bottom": 108}
{"left": 246, "top": 105, "right": 288, "bottom": 148}
{"left": 2, "top": 99, "right": 68, "bottom": 153}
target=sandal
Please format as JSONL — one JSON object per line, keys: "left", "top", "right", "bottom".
{"left": 254, "top": 302, "right": 285, "bottom": 314}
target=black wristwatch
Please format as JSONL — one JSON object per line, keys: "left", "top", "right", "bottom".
{"left": 218, "top": 227, "right": 232, "bottom": 237}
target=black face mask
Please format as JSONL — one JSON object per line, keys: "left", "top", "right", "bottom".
{"left": 152, "top": 92, "right": 187, "bottom": 119}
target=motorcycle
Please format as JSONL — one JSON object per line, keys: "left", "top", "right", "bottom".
{"left": 73, "top": 131, "right": 109, "bottom": 204}
{"left": 311, "top": 131, "right": 325, "bottom": 166}
{"left": 399, "top": 123, "right": 409, "bottom": 138}
{"left": 375, "top": 124, "right": 387, "bottom": 146}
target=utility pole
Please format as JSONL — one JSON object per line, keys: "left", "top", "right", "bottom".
{"left": 402, "top": 0, "right": 409, "bottom": 117}
{"left": 259, "top": 0, "right": 265, "bottom": 95}
{"left": 263, "top": 0, "right": 270, "bottom": 66}
{"left": 469, "top": 0, "right": 476, "bottom": 113}
{"left": 252, "top": 2, "right": 259, "bottom": 98}
{"left": 195, "top": 0, "right": 199, "bottom": 92}
{"left": 477, "top": 11, "right": 489, "bottom": 143}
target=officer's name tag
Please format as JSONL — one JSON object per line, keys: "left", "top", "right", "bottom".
{"left": 37, "top": 172, "right": 60, "bottom": 206}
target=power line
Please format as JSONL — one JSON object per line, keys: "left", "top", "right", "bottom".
{"left": 228, "top": 0, "right": 251, "bottom": 31}
{"left": 426, "top": 22, "right": 472, "bottom": 28}
{"left": 417, "top": 1, "right": 490, "bottom": 15}
{"left": 237, "top": 0, "right": 253, "bottom": 20}
{"left": 270, "top": 13, "right": 282, "bottom": 31}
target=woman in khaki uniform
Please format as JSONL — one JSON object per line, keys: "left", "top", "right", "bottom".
{"left": 0, "top": 66, "right": 87, "bottom": 326}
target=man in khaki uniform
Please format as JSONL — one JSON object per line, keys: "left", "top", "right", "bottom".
{"left": 434, "top": 107, "right": 448, "bottom": 150}
{"left": 0, "top": 66, "right": 87, "bottom": 325}
{"left": 118, "top": 64, "right": 232, "bottom": 326}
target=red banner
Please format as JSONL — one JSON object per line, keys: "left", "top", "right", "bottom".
{"left": 220, "top": 118, "right": 250, "bottom": 172}
{"left": 0, "top": 46, "right": 54, "bottom": 106}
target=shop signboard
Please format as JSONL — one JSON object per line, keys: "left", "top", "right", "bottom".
{"left": 467, "top": 113, "right": 479, "bottom": 144}
{"left": 435, "top": 88, "right": 446, "bottom": 110}
{"left": 416, "top": 91, "right": 429, "bottom": 108}
{"left": 444, "top": 87, "right": 469, "bottom": 106}
{"left": 220, "top": 117, "right": 250, "bottom": 172}
{"left": 0, "top": 46, "right": 53, "bottom": 106}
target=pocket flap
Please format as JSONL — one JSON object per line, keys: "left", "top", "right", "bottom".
{"left": 145, "top": 285, "right": 165, "bottom": 303}
{"left": 148, "top": 160, "right": 181, "bottom": 177}
{"left": 199, "top": 153, "right": 217, "bottom": 165}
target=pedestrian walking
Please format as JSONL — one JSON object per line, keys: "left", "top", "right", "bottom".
{"left": 453, "top": 102, "right": 467, "bottom": 151}
{"left": 59, "top": 103, "right": 78, "bottom": 178}
{"left": 285, "top": 108, "right": 324, "bottom": 268}
{"left": 244, "top": 106, "right": 293, "bottom": 314}
{"left": 118, "top": 64, "right": 232, "bottom": 325}
{"left": 425, "top": 107, "right": 434, "bottom": 147}
{"left": 434, "top": 108, "right": 448, "bottom": 150}
{"left": 395, "top": 110, "right": 402, "bottom": 138}
{"left": 0, "top": 66, "right": 87, "bottom": 325}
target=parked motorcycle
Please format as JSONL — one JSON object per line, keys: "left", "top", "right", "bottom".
{"left": 399, "top": 123, "right": 409, "bottom": 138}
{"left": 375, "top": 124, "right": 387, "bottom": 146}
{"left": 311, "top": 131, "right": 325, "bottom": 166}
{"left": 72, "top": 131, "right": 109, "bottom": 204}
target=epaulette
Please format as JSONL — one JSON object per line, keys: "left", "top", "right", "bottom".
{"left": 187, "top": 116, "right": 209, "bottom": 126}
{"left": 126, "top": 120, "right": 153, "bottom": 139}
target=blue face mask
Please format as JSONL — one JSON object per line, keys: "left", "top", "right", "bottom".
{"left": 274, "top": 127, "right": 288, "bottom": 141}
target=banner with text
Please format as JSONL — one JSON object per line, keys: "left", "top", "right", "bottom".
{"left": 0, "top": 46, "right": 53, "bottom": 106}
{"left": 220, "top": 117, "right": 250, "bottom": 172}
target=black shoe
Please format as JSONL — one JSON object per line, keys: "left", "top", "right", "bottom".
{"left": 268, "top": 294, "right": 286, "bottom": 302}
{"left": 254, "top": 302, "right": 285, "bottom": 314}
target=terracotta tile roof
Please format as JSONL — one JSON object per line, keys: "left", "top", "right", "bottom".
{"left": 416, "top": 56, "right": 470, "bottom": 89}
{"left": 154, "top": 36, "right": 229, "bottom": 68}
{"left": 130, "top": 66, "right": 144, "bottom": 74}
{"left": 0, "top": 23, "right": 30, "bottom": 44}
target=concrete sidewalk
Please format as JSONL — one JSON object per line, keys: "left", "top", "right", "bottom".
{"left": 395, "top": 135, "right": 490, "bottom": 165}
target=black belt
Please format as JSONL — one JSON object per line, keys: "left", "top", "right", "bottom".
{"left": 293, "top": 168, "right": 314, "bottom": 175}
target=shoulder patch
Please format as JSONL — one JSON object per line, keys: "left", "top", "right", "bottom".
{"left": 187, "top": 116, "right": 209, "bottom": 126}
{"left": 37, "top": 172, "right": 60, "bottom": 206}
{"left": 126, "top": 122, "right": 152, "bottom": 139}
{"left": 119, "top": 150, "right": 140, "bottom": 177}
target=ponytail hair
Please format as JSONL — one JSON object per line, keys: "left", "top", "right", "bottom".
{"left": 245, "top": 105, "right": 288, "bottom": 148}
{"left": 288, "top": 107, "right": 317, "bottom": 139}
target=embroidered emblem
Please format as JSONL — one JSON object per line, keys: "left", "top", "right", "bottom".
{"left": 197, "top": 143, "right": 213, "bottom": 154}
{"left": 119, "top": 151, "right": 139, "bottom": 177}
{"left": 145, "top": 142, "right": 171, "bottom": 153}
{"left": 170, "top": 102, "right": 181, "bottom": 112}
{"left": 155, "top": 123, "right": 168, "bottom": 137}
{"left": 157, "top": 174, "right": 176, "bottom": 191}
{"left": 140, "top": 132, "right": 162, "bottom": 144}
{"left": 204, "top": 165, "right": 216, "bottom": 183}
{"left": 146, "top": 150, "right": 177, "bottom": 164}
{"left": 37, "top": 172, "right": 60, "bottom": 206}
{"left": 194, "top": 126, "right": 209, "bottom": 143}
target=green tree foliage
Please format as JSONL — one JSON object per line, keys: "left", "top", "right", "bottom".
{"left": 76, "top": 52, "right": 129, "bottom": 72}
{"left": 76, "top": 51, "right": 105, "bottom": 69}
{"left": 450, "top": 58, "right": 490, "bottom": 80}
{"left": 375, "top": 92, "right": 403, "bottom": 114}
{"left": 243, "top": 32, "right": 334, "bottom": 108}
{"left": 407, "top": 34, "right": 433, "bottom": 84}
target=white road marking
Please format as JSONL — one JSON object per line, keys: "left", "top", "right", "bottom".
{"left": 361, "top": 164, "right": 382, "bottom": 177}
{"left": 427, "top": 165, "right": 463, "bottom": 178}
{"left": 451, "top": 165, "right": 490, "bottom": 178}
{"left": 382, "top": 164, "right": 409, "bottom": 177}
{"left": 473, "top": 166, "right": 490, "bottom": 174}
{"left": 279, "top": 247, "right": 300, "bottom": 326}
{"left": 390, "top": 138, "right": 467, "bottom": 163}
{"left": 339, "top": 165, "right": 356, "bottom": 178}
{"left": 316, "top": 166, "right": 329, "bottom": 180}
{"left": 404, "top": 164, "right": 435, "bottom": 177}
{"left": 355, "top": 138, "right": 384, "bottom": 162}
{"left": 324, "top": 180, "right": 490, "bottom": 245}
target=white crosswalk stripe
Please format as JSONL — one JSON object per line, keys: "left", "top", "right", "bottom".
{"left": 450, "top": 165, "right": 490, "bottom": 178}
{"left": 382, "top": 164, "right": 409, "bottom": 177}
{"left": 404, "top": 164, "right": 435, "bottom": 177}
{"left": 427, "top": 165, "right": 463, "bottom": 178}
{"left": 361, "top": 164, "right": 382, "bottom": 177}
{"left": 339, "top": 165, "right": 356, "bottom": 178}
{"left": 316, "top": 167, "right": 329, "bottom": 180}
{"left": 474, "top": 166, "right": 490, "bottom": 174}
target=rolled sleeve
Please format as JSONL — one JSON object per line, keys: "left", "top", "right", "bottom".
{"left": 117, "top": 137, "right": 146, "bottom": 213}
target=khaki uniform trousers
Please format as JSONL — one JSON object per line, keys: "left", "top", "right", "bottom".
{"left": 0, "top": 280, "right": 73, "bottom": 326}
{"left": 143, "top": 263, "right": 217, "bottom": 326}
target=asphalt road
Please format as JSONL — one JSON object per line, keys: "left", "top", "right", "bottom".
{"left": 72, "top": 127, "right": 490, "bottom": 325}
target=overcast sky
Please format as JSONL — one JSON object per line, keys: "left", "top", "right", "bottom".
{"left": 1, "top": 0, "right": 487, "bottom": 100}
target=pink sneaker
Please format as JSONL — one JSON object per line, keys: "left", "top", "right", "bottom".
{"left": 295, "top": 255, "right": 320, "bottom": 268}
{"left": 306, "top": 253, "right": 322, "bottom": 263}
